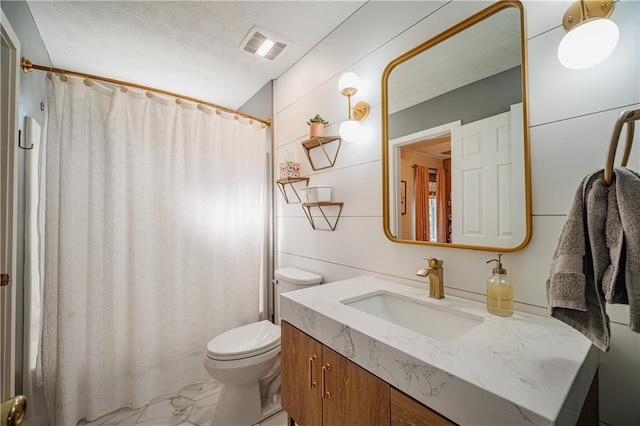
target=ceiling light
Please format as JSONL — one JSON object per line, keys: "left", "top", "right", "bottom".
{"left": 557, "top": 0, "right": 619, "bottom": 70}
{"left": 256, "top": 39, "right": 275, "bottom": 57}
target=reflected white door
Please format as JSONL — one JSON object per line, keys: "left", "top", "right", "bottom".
{"left": 1, "top": 10, "right": 20, "bottom": 401}
{"left": 451, "top": 105, "right": 523, "bottom": 247}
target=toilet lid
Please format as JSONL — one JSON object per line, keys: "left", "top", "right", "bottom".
{"left": 274, "top": 268, "right": 322, "bottom": 285}
{"left": 206, "top": 320, "right": 281, "bottom": 360}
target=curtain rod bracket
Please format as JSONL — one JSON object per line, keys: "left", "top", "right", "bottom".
{"left": 22, "top": 57, "right": 34, "bottom": 73}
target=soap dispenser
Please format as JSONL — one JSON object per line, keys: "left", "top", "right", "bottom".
{"left": 486, "top": 253, "right": 513, "bottom": 317}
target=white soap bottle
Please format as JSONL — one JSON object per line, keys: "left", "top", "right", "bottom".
{"left": 486, "top": 253, "right": 513, "bottom": 317}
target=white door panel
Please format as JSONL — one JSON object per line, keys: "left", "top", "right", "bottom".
{"left": 451, "top": 106, "right": 523, "bottom": 248}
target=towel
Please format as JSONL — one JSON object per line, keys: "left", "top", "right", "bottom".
{"left": 546, "top": 171, "right": 610, "bottom": 351}
{"left": 547, "top": 168, "right": 640, "bottom": 351}
{"left": 614, "top": 169, "right": 640, "bottom": 333}
{"left": 601, "top": 178, "right": 625, "bottom": 305}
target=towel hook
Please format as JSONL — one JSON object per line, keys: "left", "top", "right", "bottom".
{"left": 604, "top": 108, "right": 639, "bottom": 185}
{"left": 18, "top": 130, "right": 33, "bottom": 150}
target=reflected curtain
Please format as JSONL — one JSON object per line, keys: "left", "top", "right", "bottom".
{"left": 42, "top": 74, "right": 267, "bottom": 425}
{"left": 415, "top": 166, "right": 430, "bottom": 241}
{"left": 436, "top": 168, "right": 447, "bottom": 243}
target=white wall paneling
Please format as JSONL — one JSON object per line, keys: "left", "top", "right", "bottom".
{"left": 275, "top": 1, "right": 494, "bottom": 147}
{"left": 275, "top": 1, "right": 452, "bottom": 111}
{"left": 531, "top": 104, "right": 640, "bottom": 216}
{"left": 526, "top": 0, "right": 639, "bottom": 127}
{"left": 274, "top": 1, "right": 640, "bottom": 423}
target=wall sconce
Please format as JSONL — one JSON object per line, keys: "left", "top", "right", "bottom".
{"left": 338, "top": 72, "right": 370, "bottom": 142}
{"left": 557, "top": 0, "right": 619, "bottom": 70}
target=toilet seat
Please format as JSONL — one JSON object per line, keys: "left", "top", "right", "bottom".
{"left": 206, "top": 320, "right": 281, "bottom": 361}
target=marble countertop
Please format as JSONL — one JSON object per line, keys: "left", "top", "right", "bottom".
{"left": 279, "top": 276, "right": 598, "bottom": 425}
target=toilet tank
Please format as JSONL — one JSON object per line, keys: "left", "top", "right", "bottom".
{"left": 274, "top": 267, "right": 322, "bottom": 324}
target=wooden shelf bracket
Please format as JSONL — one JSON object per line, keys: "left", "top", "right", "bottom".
{"left": 302, "top": 202, "right": 344, "bottom": 231}
{"left": 276, "top": 177, "right": 310, "bottom": 204}
{"left": 302, "top": 136, "right": 342, "bottom": 171}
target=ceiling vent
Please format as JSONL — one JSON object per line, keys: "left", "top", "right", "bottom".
{"left": 240, "top": 26, "right": 288, "bottom": 61}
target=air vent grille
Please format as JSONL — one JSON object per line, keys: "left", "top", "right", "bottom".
{"left": 264, "top": 42, "right": 287, "bottom": 61}
{"left": 243, "top": 32, "right": 267, "bottom": 55}
{"left": 239, "top": 26, "right": 288, "bottom": 61}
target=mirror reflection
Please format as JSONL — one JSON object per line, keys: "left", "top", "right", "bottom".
{"left": 382, "top": 2, "right": 530, "bottom": 250}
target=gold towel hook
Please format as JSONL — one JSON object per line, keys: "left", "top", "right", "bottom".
{"left": 604, "top": 108, "right": 639, "bottom": 185}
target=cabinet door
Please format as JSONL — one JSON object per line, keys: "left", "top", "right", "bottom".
{"left": 321, "top": 346, "right": 390, "bottom": 426}
{"left": 390, "top": 388, "right": 455, "bottom": 426}
{"left": 281, "top": 321, "right": 323, "bottom": 426}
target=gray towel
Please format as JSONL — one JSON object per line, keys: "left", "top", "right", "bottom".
{"left": 547, "top": 168, "right": 640, "bottom": 351}
{"left": 614, "top": 168, "right": 640, "bottom": 333}
{"left": 602, "top": 178, "right": 625, "bottom": 304}
{"left": 547, "top": 171, "right": 610, "bottom": 351}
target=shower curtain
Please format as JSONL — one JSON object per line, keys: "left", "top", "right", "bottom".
{"left": 23, "top": 116, "right": 50, "bottom": 425}
{"left": 42, "top": 74, "right": 267, "bottom": 425}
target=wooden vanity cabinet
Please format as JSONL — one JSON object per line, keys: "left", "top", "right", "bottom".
{"left": 390, "top": 388, "right": 455, "bottom": 426}
{"left": 281, "top": 320, "right": 323, "bottom": 425}
{"left": 283, "top": 320, "right": 598, "bottom": 426}
{"left": 281, "top": 321, "right": 390, "bottom": 426}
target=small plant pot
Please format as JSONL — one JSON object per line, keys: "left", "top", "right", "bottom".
{"left": 309, "top": 122, "right": 325, "bottom": 138}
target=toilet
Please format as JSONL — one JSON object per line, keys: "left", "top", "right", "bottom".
{"left": 203, "top": 267, "right": 322, "bottom": 425}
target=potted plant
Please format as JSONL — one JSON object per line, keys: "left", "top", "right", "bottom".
{"left": 307, "top": 114, "right": 329, "bottom": 138}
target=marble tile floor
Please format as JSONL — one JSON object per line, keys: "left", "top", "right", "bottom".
{"left": 77, "top": 378, "right": 287, "bottom": 426}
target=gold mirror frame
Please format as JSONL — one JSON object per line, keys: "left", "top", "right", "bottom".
{"left": 381, "top": 0, "right": 531, "bottom": 252}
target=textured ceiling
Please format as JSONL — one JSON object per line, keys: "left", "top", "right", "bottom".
{"left": 388, "top": 6, "right": 522, "bottom": 114}
{"left": 27, "top": 1, "right": 365, "bottom": 110}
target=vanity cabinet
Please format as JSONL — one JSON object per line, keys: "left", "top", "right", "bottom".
{"left": 281, "top": 321, "right": 389, "bottom": 425}
{"left": 282, "top": 321, "right": 454, "bottom": 426}
{"left": 390, "top": 388, "right": 454, "bottom": 426}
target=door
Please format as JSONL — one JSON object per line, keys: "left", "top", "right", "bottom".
{"left": 450, "top": 106, "right": 524, "bottom": 247}
{"left": 281, "top": 321, "right": 323, "bottom": 426}
{"left": 322, "top": 346, "right": 389, "bottom": 426}
{"left": 1, "top": 9, "right": 21, "bottom": 401}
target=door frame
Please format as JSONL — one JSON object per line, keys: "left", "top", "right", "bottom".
{"left": 388, "top": 121, "right": 460, "bottom": 239}
{"left": 1, "top": 9, "right": 21, "bottom": 401}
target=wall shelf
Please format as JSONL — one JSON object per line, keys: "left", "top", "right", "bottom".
{"left": 302, "top": 202, "right": 344, "bottom": 231}
{"left": 276, "top": 176, "right": 310, "bottom": 204}
{"left": 302, "top": 136, "right": 342, "bottom": 171}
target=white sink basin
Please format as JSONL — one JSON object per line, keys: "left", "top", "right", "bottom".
{"left": 341, "top": 291, "right": 484, "bottom": 342}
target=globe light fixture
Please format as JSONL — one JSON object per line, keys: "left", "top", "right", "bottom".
{"left": 557, "top": 0, "right": 619, "bottom": 70}
{"left": 337, "top": 72, "right": 369, "bottom": 142}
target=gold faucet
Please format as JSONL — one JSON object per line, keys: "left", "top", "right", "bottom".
{"left": 416, "top": 257, "right": 445, "bottom": 299}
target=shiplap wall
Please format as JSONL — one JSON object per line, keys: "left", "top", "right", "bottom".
{"left": 274, "top": 1, "right": 640, "bottom": 424}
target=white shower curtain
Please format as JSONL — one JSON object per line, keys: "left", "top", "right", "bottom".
{"left": 23, "top": 116, "right": 50, "bottom": 425}
{"left": 42, "top": 74, "right": 267, "bottom": 425}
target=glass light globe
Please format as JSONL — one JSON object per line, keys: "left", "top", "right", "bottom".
{"left": 339, "top": 119, "right": 361, "bottom": 142}
{"left": 338, "top": 72, "right": 360, "bottom": 94}
{"left": 558, "top": 18, "right": 619, "bottom": 70}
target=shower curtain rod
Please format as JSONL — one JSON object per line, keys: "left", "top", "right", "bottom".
{"left": 21, "top": 57, "right": 272, "bottom": 128}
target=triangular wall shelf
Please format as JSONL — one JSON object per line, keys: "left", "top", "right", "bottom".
{"left": 302, "top": 136, "right": 342, "bottom": 171}
{"left": 302, "top": 202, "right": 344, "bottom": 231}
{"left": 276, "top": 176, "right": 310, "bottom": 204}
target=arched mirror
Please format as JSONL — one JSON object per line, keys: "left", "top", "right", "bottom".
{"left": 382, "top": 0, "right": 531, "bottom": 252}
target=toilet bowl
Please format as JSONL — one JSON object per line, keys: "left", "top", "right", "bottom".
{"left": 203, "top": 267, "right": 322, "bottom": 425}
